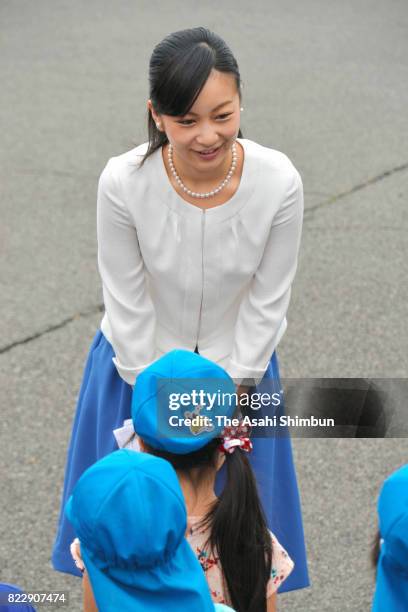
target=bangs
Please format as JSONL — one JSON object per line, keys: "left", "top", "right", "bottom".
{"left": 153, "top": 43, "right": 216, "bottom": 117}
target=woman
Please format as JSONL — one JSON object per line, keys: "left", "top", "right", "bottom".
{"left": 52, "top": 26, "right": 309, "bottom": 593}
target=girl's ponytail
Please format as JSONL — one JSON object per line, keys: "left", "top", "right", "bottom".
{"left": 204, "top": 448, "right": 272, "bottom": 612}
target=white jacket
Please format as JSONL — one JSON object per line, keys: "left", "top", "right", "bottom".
{"left": 97, "top": 138, "right": 304, "bottom": 385}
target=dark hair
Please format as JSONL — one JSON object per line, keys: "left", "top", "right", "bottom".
{"left": 371, "top": 528, "right": 381, "bottom": 571}
{"left": 139, "top": 27, "right": 244, "bottom": 167}
{"left": 143, "top": 438, "right": 272, "bottom": 612}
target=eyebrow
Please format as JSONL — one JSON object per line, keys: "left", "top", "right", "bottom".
{"left": 185, "top": 100, "right": 233, "bottom": 116}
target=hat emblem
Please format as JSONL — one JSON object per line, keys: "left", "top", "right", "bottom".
{"left": 183, "top": 404, "right": 215, "bottom": 436}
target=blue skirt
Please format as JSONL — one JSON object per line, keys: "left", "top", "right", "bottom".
{"left": 52, "top": 331, "right": 309, "bottom": 593}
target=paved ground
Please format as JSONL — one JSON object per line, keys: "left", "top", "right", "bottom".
{"left": 1, "top": 1, "right": 407, "bottom": 610}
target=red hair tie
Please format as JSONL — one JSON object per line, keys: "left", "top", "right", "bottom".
{"left": 219, "top": 422, "right": 253, "bottom": 455}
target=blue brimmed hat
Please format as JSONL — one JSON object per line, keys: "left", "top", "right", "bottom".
{"left": 132, "top": 349, "right": 237, "bottom": 454}
{"left": 372, "top": 463, "right": 408, "bottom": 611}
{"left": 0, "top": 584, "right": 36, "bottom": 611}
{"left": 65, "top": 449, "right": 215, "bottom": 612}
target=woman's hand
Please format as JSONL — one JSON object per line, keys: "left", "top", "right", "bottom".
{"left": 236, "top": 384, "right": 251, "bottom": 416}
{"left": 236, "top": 384, "right": 250, "bottom": 397}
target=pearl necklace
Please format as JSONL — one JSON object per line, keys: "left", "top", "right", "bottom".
{"left": 167, "top": 142, "right": 237, "bottom": 199}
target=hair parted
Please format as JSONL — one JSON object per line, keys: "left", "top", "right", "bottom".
{"left": 139, "top": 27, "right": 244, "bottom": 167}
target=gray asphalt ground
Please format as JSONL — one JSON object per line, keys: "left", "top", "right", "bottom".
{"left": 1, "top": 1, "right": 407, "bottom": 610}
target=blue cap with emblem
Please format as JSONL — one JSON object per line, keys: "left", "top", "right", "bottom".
{"left": 131, "top": 349, "right": 237, "bottom": 454}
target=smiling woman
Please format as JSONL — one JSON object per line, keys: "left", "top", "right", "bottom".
{"left": 52, "top": 26, "right": 309, "bottom": 611}
{"left": 149, "top": 71, "right": 241, "bottom": 187}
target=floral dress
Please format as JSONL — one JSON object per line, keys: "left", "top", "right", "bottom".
{"left": 186, "top": 516, "right": 294, "bottom": 605}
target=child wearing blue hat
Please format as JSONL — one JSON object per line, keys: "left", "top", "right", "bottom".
{"left": 0, "top": 584, "right": 36, "bottom": 612}
{"left": 114, "top": 349, "right": 294, "bottom": 611}
{"left": 66, "top": 448, "right": 235, "bottom": 611}
{"left": 372, "top": 463, "right": 408, "bottom": 611}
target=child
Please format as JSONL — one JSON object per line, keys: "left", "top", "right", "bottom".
{"left": 0, "top": 584, "right": 36, "bottom": 612}
{"left": 121, "top": 349, "right": 294, "bottom": 611}
{"left": 66, "top": 448, "right": 234, "bottom": 611}
{"left": 372, "top": 463, "right": 408, "bottom": 611}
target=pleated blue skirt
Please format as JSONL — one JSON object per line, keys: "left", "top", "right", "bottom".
{"left": 52, "top": 330, "right": 309, "bottom": 593}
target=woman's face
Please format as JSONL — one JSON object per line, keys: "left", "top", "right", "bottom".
{"left": 148, "top": 69, "right": 241, "bottom": 174}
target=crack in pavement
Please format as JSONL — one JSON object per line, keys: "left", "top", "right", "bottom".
{"left": 1, "top": 161, "right": 407, "bottom": 355}
{"left": 0, "top": 304, "right": 104, "bottom": 355}
{"left": 304, "top": 161, "right": 408, "bottom": 218}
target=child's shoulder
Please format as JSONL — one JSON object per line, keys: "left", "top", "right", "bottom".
{"left": 267, "top": 530, "right": 295, "bottom": 595}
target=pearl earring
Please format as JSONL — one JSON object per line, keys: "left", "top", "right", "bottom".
{"left": 240, "top": 107, "right": 244, "bottom": 112}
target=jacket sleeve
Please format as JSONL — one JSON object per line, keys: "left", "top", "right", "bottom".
{"left": 97, "top": 158, "right": 157, "bottom": 385}
{"left": 226, "top": 167, "right": 304, "bottom": 383}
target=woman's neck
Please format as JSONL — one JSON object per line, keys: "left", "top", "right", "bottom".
{"left": 176, "top": 469, "right": 218, "bottom": 516}
{"left": 162, "top": 141, "right": 243, "bottom": 189}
